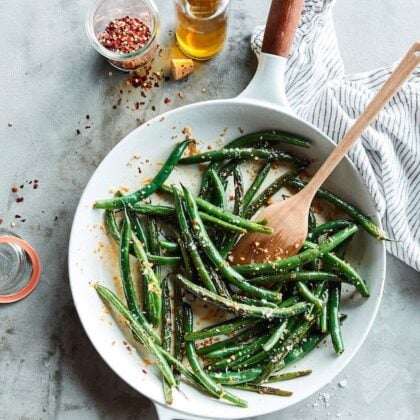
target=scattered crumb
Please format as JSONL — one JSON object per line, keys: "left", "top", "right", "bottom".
{"left": 338, "top": 379, "right": 347, "bottom": 388}
{"left": 7, "top": 121, "right": 12, "bottom": 127}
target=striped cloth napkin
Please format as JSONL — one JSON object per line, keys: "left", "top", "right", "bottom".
{"left": 251, "top": 0, "right": 420, "bottom": 271}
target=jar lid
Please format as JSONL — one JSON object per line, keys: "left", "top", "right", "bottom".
{"left": 0, "top": 235, "right": 41, "bottom": 303}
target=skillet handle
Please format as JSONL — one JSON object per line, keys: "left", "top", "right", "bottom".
{"left": 262, "top": 0, "right": 304, "bottom": 57}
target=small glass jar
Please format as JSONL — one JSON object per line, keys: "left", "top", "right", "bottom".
{"left": 86, "top": 0, "right": 160, "bottom": 72}
{"left": 0, "top": 228, "right": 41, "bottom": 303}
{"left": 173, "top": 0, "right": 231, "bottom": 60}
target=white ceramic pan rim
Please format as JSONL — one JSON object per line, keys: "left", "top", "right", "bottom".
{"left": 69, "top": 1, "right": 386, "bottom": 418}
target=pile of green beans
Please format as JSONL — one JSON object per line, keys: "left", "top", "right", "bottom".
{"left": 93, "top": 130, "right": 384, "bottom": 407}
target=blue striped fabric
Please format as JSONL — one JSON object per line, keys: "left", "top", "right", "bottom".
{"left": 251, "top": 0, "right": 419, "bottom": 271}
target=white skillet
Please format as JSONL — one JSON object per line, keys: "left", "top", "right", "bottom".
{"left": 68, "top": 1, "right": 386, "bottom": 418}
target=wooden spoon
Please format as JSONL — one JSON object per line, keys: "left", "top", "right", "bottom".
{"left": 232, "top": 41, "right": 420, "bottom": 264}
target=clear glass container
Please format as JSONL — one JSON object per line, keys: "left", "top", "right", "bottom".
{"left": 173, "top": 0, "right": 231, "bottom": 60}
{"left": 86, "top": 0, "right": 160, "bottom": 71}
{"left": 0, "top": 228, "right": 33, "bottom": 302}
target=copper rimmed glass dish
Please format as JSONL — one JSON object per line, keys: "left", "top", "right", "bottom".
{"left": 86, "top": 0, "right": 160, "bottom": 71}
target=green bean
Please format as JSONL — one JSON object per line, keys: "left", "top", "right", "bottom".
{"left": 176, "top": 236, "right": 194, "bottom": 280}
{"left": 172, "top": 278, "right": 184, "bottom": 383}
{"left": 231, "top": 295, "right": 279, "bottom": 310}
{"left": 146, "top": 254, "right": 181, "bottom": 265}
{"left": 232, "top": 316, "right": 295, "bottom": 370}
{"left": 105, "top": 209, "right": 121, "bottom": 242}
{"left": 118, "top": 219, "right": 160, "bottom": 342}
{"left": 161, "top": 277, "right": 173, "bottom": 404}
{"left": 147, "top": 216, "right": 161, "bottom": 274}
{"left": 308, "top": 220, "right": 353, "bottom": 241}
{"left": 284, "top": 332, "right": 325, "bottom": 366}
{"left": 230, "top": 384, "right": 292, "bottom": 396}
{"left": 196, "top": 323, "right": 266, "bottom": 356}
{"left": 128, "top": 212, "right": 149, "bottom": 251}
{"left": 159, "top": 240, "right": 179, "bottom": 253}
{"left": 258, "top": 315, "right": 318, "bottom": 383}
{"left": 129, "top": 203, "right": 174, "bottom": 216}
{"left": 224, "top": 130, "right": 311, "bottom": 149}
{"left": 173, "top": 188, "right": 217, "bottom": 293}
{"left": 328, "top": 284, "right": 344, "bottom": 355}
{"left": 234, "top": 225, "right": 358, "bottom": 276}
{"left": 286, "top": 178, "right": 386, "bottom": 240}
{"left": 297, "top": 282, "right": 324, "bottom": 310}
{"left": 160, "top": 184, "right": 272, "bottom": 234}
{"left": 308, "top": 207, "right": 317, "bottom": 230}
{"left": 244, "top": 170, "right": 303, "bottom": 218}
{"left": 182, "top": 186, "right": 283, "bottom": 302}
{"left": 95, "top": 285, "right": 175, "bottom": 386}
{"left": 209, "top": 368, "right": 262, "bottom": 385}
{"left": 304, "top": 241, "right": 369, "bottom": 297}
{"left": 229, "top": 348, "right": 269, "bottom": 371}
{"left": 130, "top": 203, "right": 246, "bottom": 233}
{"left": 217, "top": 165, "right": 244, "bottom": 258}
{"left": 248, "top": 271, "right": 341, "bottom": 284}
{"left": 130, "top": 226, "right": 162, "bottom": 327}
{"left": 262, "top": 320, "right": 288, "bottom": 352}
{"left": 233, "top": 166, "right": 244, "bottom": 215}
{"left": 208, "top": 265, "right": 232, "bottom": 299}
{"left": 208, "top": 167, "right": 227, "bottom": 209}
{"left": 94, "top": 140, "right": 192, "bottom": 209}
{"left": 176, "top": 274, "right": 309, "bottom": 319}
{"left": 200, "top": 212, "right": 247, "bottom": 234}
{"left": 320, "top": 288, "right": 329, "bottom": 334}
{"left": 267, "top": 370, "right": 312, "bottom": 382}
{"left": 104, "top": 212, "right": 178, "bottom": 266}
{"left": 185, "top": 318, "right": 256, "bottom": 341}
{"left": 207, "top": 334, "right": 268, "bottom": 371}
{"left": 243, "top": 162, "right": 272, "bottom": 212}
{"left": 183, "top": 304, "right": 248, "bottom": 408}
{"left": 204, "top": 343, "right": 249, "bottom": 360}
{"left": 179, "top": 148, "right": 308, "bottom": 166}
{"left": 198, "top": 129, "right": 304, "bottom": 200}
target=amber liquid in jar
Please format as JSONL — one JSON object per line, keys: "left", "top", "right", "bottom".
{"left": 175, "top": 0, "right": 230, "bottom": 60}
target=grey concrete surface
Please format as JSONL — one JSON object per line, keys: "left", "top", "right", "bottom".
{"left": 0, "top": 0, "right": 419, "bottom": 419}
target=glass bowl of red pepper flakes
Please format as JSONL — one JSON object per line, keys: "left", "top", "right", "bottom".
{"left": 86, "top": 0, "right": 160, "bottom": 71}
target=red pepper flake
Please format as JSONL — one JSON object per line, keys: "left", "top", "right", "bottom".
{"left": 85, "top": 125, "right": 91, "bottom": 129}
{"left": 86, "top": 114, "right": 90, "bottom": 120}
{"left": 100, "top": 16, "right": 152, "bottom": 54}
{"left": 142, "top": 369, "right": 147, "bottom": 374}
{"left": 33, "top": 180, "right": 39, "bottom": 189}
{"left": 11, "top": 186, "right": 19, "bottom": 193}
{"left": 16, "top": 197, "right": 24, "bottom": 203}
{"left": 15, "top": 214, "right": 21, "bottom": 219}
{"left": 151, "top": 105, "right": 156, "bottom": 111}
{"left": 76, "top": 129, "right": 81, "bottom": 135}
{"left": 54, "top": 216, "right": 58, "bottom": 221}
{"left": 164, "top": 97, "right": 172, "bottom": 104}
{"left": 134, "top": 102, "right": 140, "bottom": 110}
{"left": 0, "top": 218, "right": 3, "bottom": 225}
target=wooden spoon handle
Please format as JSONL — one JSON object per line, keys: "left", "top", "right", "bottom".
{"left": 303, "top": 41, "right": 420, "bottom": 199}
{"left": 262, "top": 0, "right": 304, "bottom": 57}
